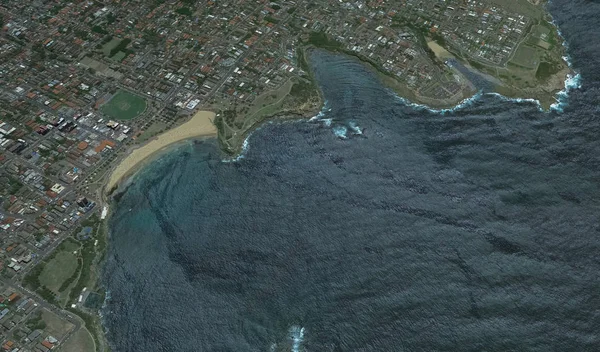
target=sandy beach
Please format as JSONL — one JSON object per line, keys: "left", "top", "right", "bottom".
{"left": 105, "top": 110, "right": 217, "bottom": 192}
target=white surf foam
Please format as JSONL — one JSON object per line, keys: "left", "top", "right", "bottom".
{"left": 309, "top": 99, "right": 330, "bottom": 121}
{"left": 549, "top": 73, "right": 582, "bottom": 112}
{"left": 289, "top": 326, "right": 305, "bottom": 352}
{"left": 221, "top": 131, "right": 251, "bottom": 163}
{"left": 333, "top": 125, "right": 348, "bottom": 139}
{"left": 321, "top": 118, "right": 333, "bottom": 127}
{"left": 348, "top": 121, "right": 363, "bottom": 135}
{"left": 394, "top": 90, "right": 485, "bottom": 114}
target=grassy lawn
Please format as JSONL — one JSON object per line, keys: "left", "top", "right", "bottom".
{"left": 246, "top": 79, "right": 294, "bottom": 116}
{"left": 111, "top": 51, "right": 127, "bottom": 62}
{"left": 137, "top": 121, "right": 168, "bottom": 143}
{"left": 59, "top": 327, "right": 95, "bottom": 352}
{"left": 41, "top": 308, "right": 75, "bottom": 340}
{"left": 238, "top": 79, "right": 294, "bottom": 130}
{"left": 101, "top": 38, "right": 120, "bottom": 56}
{"left": 510, "top": 45, "right": 540, "bottom": 70}
{"left": 218, "top": 78, "right": 299, "bottom": 153}
{"left": 100, "top": 90, "right": 147, "bottom": 120}
{"left": 39, "top": 241, "right": 80, "bottom": 295}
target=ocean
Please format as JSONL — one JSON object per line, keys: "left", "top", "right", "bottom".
{"left": 102, "top": 0, "right": 600, "bottom": 350}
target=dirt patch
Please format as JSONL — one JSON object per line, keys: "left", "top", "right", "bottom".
{"left": 427, "top": 41, "right": 453, "bottom": 60}
{"left": 59, "top": 327, "right": 95, "bottom": 352}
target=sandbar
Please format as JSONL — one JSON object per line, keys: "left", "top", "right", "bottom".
{"left": 105, "top": 110, "right": 217, "bottom": 192}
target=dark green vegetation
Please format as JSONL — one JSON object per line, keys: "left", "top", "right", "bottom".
{"left": 175, "top": 7, "right": 193, "bottom": 16}
{"left": 108, "top": 38, "right": 132, "bottom": 58}
{"left": 289, "top": 80, "right": 316, "bottom": 101}
{"left": 84, "top": 292, "right": 104, "bottom": 310}
{"left": 536, "top": 61, "right": 562, "bottom": 80}
{"left": 307, "top": 31, "right": 342, "bottom": 49}
{"left": 92, "top": 25, "right": 108, "bottom": 35}
{"left": 58, "top": 258, "right": 83, "bottom": 292}
{"left": 23, "top": 237, "right": 81, "bottom": 304}
{"left": 100, "top": 90, "right": 147, "bottom": 120}
{"left": 265, "top": 15, "right": 279, "bottom": 24}
{"left": 0, "top": 176, "right": 23, "bottom": 196}
{"left": 23, "top": 266, "right": 58, "bottom": 304}
{"left": 25, "top": 311, "right": 47, "bottom": 331}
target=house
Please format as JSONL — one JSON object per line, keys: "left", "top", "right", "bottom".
{"left": 26, "top": 329, "right": 42, "bottom": 342}
{"left": 41, "top": 340, "right": 54, "bottom": 349}
{"left": 94, "top": 140, "right": 115, "bottom": 153}
{"left": 2, "top": 340, "right": 14, "bottom": 350}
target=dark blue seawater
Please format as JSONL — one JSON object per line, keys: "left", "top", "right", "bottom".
{"left": 102, "top": 1, "right": 600, "bottom": 350}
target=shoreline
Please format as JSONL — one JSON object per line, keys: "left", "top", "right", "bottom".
{"left": 93, "top": 44, "right": 580, "bottom": 352}
{"left": 104, "top": 110, "right": 217, "bottom": 194}
{"left": 425, "top": 39, "right": 573, "bottom": 111}
{"left": 310, "top": 45, "right": 476, "bottom": 110}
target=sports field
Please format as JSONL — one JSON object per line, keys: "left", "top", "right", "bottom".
{"left": 38, "top": 240, "right": 80, "bottom": 294}
{"left": 509, "top": 45, "right": 540, "bottom": 70}
{"left": 101, "top": 90, "right": 147, "bottom": 120}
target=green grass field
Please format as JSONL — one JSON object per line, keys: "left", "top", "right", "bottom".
{"left": 38, "top": 241, "right": 80, "bottom": 294}
{"left": 510, "top": 45, "right": 540, "bottom": 70}
{"left": 101, "top": 38, "right": 120, "bottom": 56}
{"left": 101, "top": 90, "right": 147, "bottom": 120}
{"left": 243, "top": 79, "right": 294, "bottom": 127}
{"left": 137, "top": 121, "right": 168, "bottom": 142}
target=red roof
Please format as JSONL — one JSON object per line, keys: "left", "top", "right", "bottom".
{"left": 8, "top": 293, "right": 19, "bottom": 302}
{"left": 95, "top": 140, "right": 116, "bottom": 153}
{"left": 41, "top": 340, "right": 53, "bottom": 349}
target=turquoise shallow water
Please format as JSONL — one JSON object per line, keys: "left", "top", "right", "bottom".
{"left": 103, "top": 1, "right": 600, "bottom": 350}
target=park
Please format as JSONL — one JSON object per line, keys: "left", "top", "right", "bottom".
{"left": 100, "top": 90, "right": 147, "bottom": 120}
